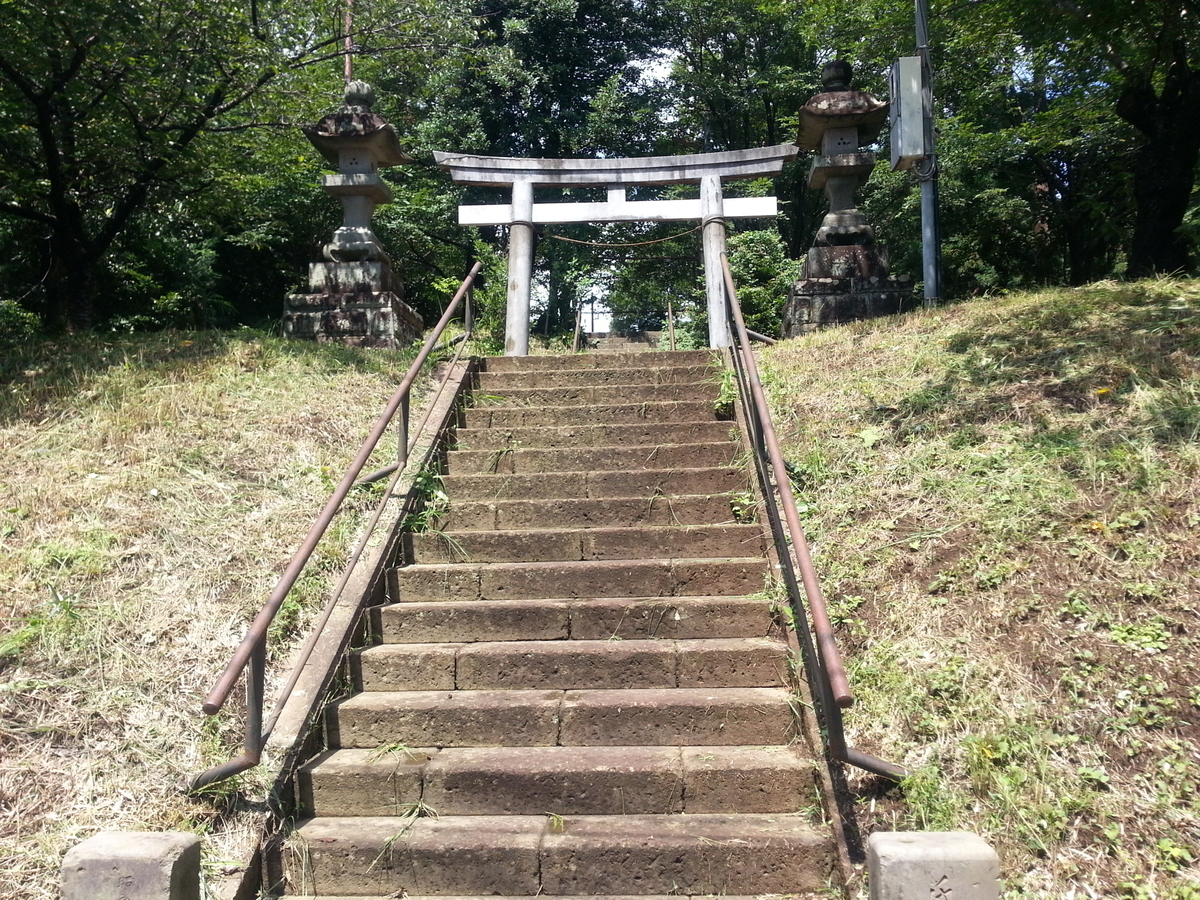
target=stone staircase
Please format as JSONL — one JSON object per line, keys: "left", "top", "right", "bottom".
{"left": 583, "top": 330, "right": 665, "bottom": 352}
{"left": 285, "top": 349, "right": 835, "bottom": 898}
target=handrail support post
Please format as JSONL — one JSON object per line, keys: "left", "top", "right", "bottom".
{"left": 398, "top": 394, "right": 410, "bottom": 471}
{"left": 246, "top": 638, "right": 266, "bottom": 756}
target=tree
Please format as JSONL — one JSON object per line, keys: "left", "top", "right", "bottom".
{"left": 965, "top": 0, "right": 1200, "bottom": 277}
{"left": 797, "top": 0, "right": 1147, "bottom": 291}
{"left": 405, "top": 0, "right": 668, "bottom": 337}
{"left": 0, "top": 0, "right": 465, "bottom": 331}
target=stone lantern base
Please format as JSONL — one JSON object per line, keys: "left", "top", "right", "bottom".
{"left": 283, "top": 288, "right": 423, "bottom": 349}
{"left": 782, "top": 274, "right": 915, "bottom": 336}
{"left": 282, "top": 259, "right": 423, "bottom": 349}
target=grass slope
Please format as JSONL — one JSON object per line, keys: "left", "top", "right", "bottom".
{"left": 0, "top": 331, "right": 423, "bottom": 900}
{"left": 2, "top": 288, "right": 1196, "bottom": 899}
{"left": 759, "top": 280, "right": 1199, "bottom": 899}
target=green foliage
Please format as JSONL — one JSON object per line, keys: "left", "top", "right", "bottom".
{"left": 0, "top": 0, "right": 470, "bottom": 331}
{"left": 727, "top": 228, "right": 800, "bottom": 336}
{"left": 0, "top": 299, "right": 39, "bottom": 340}
{"left": 0, "top": 0, "right": 1190, "bottom": 333}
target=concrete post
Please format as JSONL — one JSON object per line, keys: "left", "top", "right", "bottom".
{"left": 868, "top": 832, "right": 1000, "bottom": 900}
{"left": 505, "top": 179, "right": 535, "bottom": 356}
{"left": 62, "top": 832, "right": 202, "bottom": 900}
{"left": 700, "top": 174, "right": 730, "bottom": 348}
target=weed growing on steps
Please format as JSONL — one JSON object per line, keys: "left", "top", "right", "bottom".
{"left": 400, "top": 469, "right": 471, "bottom": 570}
{"left": 469, "top": 392, "right": 510, "bottom": 407}
{"left": 401, "top": 469, "right": 451, "bottom": 533}
{"left": 644, "top": 486, "right": 684, "bottom": 526}
{"left": 368, "top": 801, "right": 441, "bottom": 876}
{"left": 484, "top": 444, "right": 518, "bottom": 474}
{"left": 757, "top": 280, "right": 1200, "bottom": 899}
{"left": 368, "top": 741, "right": 425, "bottom": 762}
{"left": 730, "top": 489, "right": 758, "bottom": 523}
{"left": 708, "top": 353, "right": 737, "bottom": 419}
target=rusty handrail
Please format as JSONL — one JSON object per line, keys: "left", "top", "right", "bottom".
{"left": 189, "top": 262, "right": 482, "bottom": 791}
{"left": 719, "top": 253, "right": 906, "bottom": 781}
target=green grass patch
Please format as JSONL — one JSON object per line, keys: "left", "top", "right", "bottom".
{"left": 760, "top": 279, "right": 1200, "bottom": 899}
{"left": 0, "top": 328, "right": 432, "bottom": 900}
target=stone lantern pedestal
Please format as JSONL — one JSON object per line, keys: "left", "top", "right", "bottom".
{"left": 283, "top": 82, "right": 423, "bottom": 348}
{"left": 782, "top": 62, "right": 914, "bottom": 336}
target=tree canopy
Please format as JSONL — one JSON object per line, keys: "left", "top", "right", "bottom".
{"left": 0, "top": 0, "right": 1194, "bottom": 336}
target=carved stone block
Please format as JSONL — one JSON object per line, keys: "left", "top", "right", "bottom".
{"left": 868, "top": 832, "right": 1000, "bottom": 900}
{"left": 781, "top": 274, "right": 915, "bottom": 336}
{"left": 61, "top": 832, "right": 201, "bottom": 900}
{"left": 806, "top": 244, "right": 891, "bottom": 279}
{"left": 282, "top": 290, "right": 423, "bottom": 349}
{"left": 308, "top": 261, "right": 396, "bottom": 293}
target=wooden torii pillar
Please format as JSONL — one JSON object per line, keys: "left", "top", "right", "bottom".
{"left": 434, "top": 145, "right": 799, "bottom": 355}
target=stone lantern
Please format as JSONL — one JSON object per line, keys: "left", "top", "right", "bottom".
{"left": 282, "top": 81, "right": 423, "bottom": 348}
{"left": 782, "top": 61, "right": 914, "bottom": 336}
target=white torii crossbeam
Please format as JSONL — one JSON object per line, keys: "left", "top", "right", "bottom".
{"left": 434, "top": 144, "right": 799, "bottom": 355}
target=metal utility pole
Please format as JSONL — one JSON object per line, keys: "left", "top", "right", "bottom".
{"left": 915, "top": 0, "right": 942, "bottom": 306}
{"left": 343, "top": 0, "right": 353, "bottom": 83}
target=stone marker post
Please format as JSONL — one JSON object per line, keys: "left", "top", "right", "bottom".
{"left": 782, "top": 61, "right": 914, "bottom": 336}
{"left": 868, "top": 832, "right": 1000, "bottom": 900}
{"left": 283, "top": 81, "right": 423, "bottom": 348}
{"left": 62, "top": 831, "right": 201, "bottom": 900}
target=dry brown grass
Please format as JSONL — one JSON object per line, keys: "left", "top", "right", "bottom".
{"left": 0, "top": 331, "right": 428, "bottom": 899}
{"left": 759, "top": 280, "right": 1200, "bottom": 899}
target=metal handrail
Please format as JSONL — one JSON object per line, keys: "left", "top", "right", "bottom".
{"left": 719, "top": 253, "right": 906, "bottom": 781}
{"left": 189, "top": 262, "right": 483, "bottom": 791}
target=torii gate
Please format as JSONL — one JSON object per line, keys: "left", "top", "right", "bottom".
{"left": 434, "top": 144, "right": 800, "bottom": 355}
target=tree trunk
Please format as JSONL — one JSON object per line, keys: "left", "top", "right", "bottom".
{"left": 43, "top": 230, "right": 96, "bottom": 333}
{"left": 1127, "top": 130, "right": 1200, "bottom": 276}
{"left": 1117, "top": 54, "right": 1200, "bottom": 278}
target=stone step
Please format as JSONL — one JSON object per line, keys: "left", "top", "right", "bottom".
{"left": 480, "top": 350, "right": 712, "bottom": 373}
{"left": 370, "top": 596, "right": 780, "bottom": 644}
{"left": 391, "top": 557, "right": 769, "bottom": 603}
{"left": 464, "top": 400, "right": 725, "bottom": 429}
{"left": 444, "top": 441, "right": 736, "bottom": 476}
{"left": 326, "top": 687, "right": 795, "bottom": 749}
{"left": 435, "top": 494, "right": 739, "bottom": 531}
{"left": 470, "top": 381, "right": 719, "bottom": 408}
{"left": 352, "top": 637, "right": 789, "bottom": 691}
{"left": 282, "top": 896, "right": 811, "bottom": 900}
{"left": 476, "top": 364, "right": 714, "bottom": 390}
{"left": 453, "top": 420, "right": 735, "bottom": 451}
{"left": 538, "top": 814, "right": 830, "bottom": 895}
{"left": 288, "top": 813, "right": 830, "bottom": 896}
{"left": 407, "top": 524, "right": 766, "bottom": 564}
{"left": 591, "top": 337, "right": 657, "bottom": 347}
{"left": 299, "top": 744, "right": 812, "bottom": 817}
{"left": 441, "top": 466, "right": 747, "bottom": 502}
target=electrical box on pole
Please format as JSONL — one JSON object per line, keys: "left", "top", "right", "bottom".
{"left": 889, "top": 56, "right": 929, "bottom": 171}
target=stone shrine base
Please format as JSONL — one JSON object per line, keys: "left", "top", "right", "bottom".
{"left": 283, "top": 290, "right": 423, "bottom": 349}
{"left": 782, "top": 274, "right": 915, "bottom": 337}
